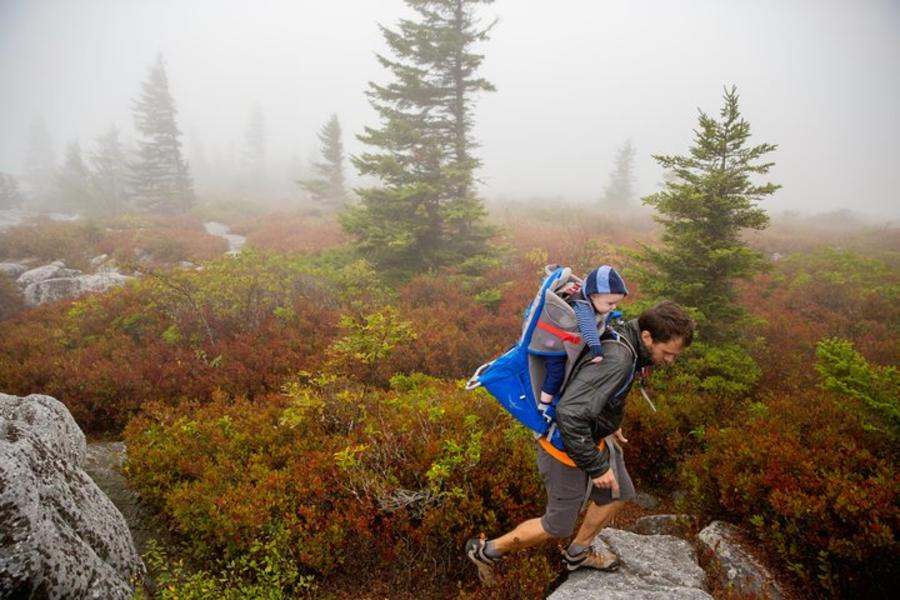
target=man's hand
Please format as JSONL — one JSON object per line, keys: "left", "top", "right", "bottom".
{"left": 540, "top": 391, "right": 554, "bottom": 405}
{"left": 592, "top": 467, "right": 619, "bottom": 497}
{"left": 613, "top": 428, "right": 628, "bottom": 444}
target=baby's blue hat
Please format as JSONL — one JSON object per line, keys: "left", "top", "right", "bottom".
{"left": 583, "top": 266, "right": 628, "bottom": 297}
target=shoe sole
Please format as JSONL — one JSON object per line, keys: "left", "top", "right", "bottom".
{"left": 467, "top": 550, "right": 496, "bottom": 587}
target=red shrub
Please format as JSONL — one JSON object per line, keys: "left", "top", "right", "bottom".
{"left": 123, "top": 375, "right": 553, "bottom": 597}
{"left": 679, "top": 392, "right": 899, "bottom": 598}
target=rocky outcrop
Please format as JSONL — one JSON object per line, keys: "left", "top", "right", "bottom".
{"left": 0, "top": 393, "right": 145, "bottom": 599}
{"left": 11, "top": 260, "right": 131, "bottom": 307}
{"left": 548, "top": 528, "right": 712, "bottom": 600}
{"left": 698, "top": 521, "right": 786, "bottom": 600}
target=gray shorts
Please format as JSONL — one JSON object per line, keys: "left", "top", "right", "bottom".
{"left": 537, "top": 438, "right": 635, "bottom": 538}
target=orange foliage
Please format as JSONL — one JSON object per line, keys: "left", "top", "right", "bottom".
{"left": 123, "top": 376, "right": 553, "bottom": 597}
{"left": 238, "top": 212, "right": 349, "bottom": 254}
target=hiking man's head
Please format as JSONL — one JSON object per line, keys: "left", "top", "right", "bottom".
{"left": 583, "top": 265, "right": 628, "bottom": 315}
{"left": 638, "top": 301, "right": 695, "bottom": 365}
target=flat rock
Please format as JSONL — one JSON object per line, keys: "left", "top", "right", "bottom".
{"left": 0, "top": 393, "right": 145, "bottom": 598}
{"left": 16, "top": 261, "right": 82, "bottom": 288}
{"left": 548, "top": 528, "right": 712, "bottom": 600}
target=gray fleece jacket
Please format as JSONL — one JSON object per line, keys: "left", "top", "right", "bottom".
{"left": 553, "top": 319, "right": 652, "bottom": 478}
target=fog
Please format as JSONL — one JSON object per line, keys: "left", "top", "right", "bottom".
{"left": 2, "top": 0, "right": 899, "bottom": 218}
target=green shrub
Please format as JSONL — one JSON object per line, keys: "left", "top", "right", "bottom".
{"left": 816, "top": 337, "right": 899, "bottom": 444}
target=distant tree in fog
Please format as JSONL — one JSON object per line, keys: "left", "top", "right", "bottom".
{"left": 343, "top": 0, "right": 497, "bottom": 276}
{"left": 89, "top": 126, "right": 129, "bottom": 216}
{"left": 56, "top": 141, "right": 94, "bottom": 215}
{"left": 637, "top": 86, "right": 779, "bottom": 340}
{"left": 23, "top": 118, "right": 57, "bottom": 210}
{"left": 0, "top": 173, "right": 23, "bottom": 209}
{"left": 128, "top": 55, "right": 194, "bottom": 214}
{"left": 242, "top": 104, "right": 267, "bottom": 187}
{"left": 601, "top": 139, "right": 636, "bottom": 208}
{"left": 298, "top": 113, "right": 346, "bottom": 208}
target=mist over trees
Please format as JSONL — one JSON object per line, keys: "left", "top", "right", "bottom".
{"left": 0, "top": 173, "right": 23, "bottom": 209}
{"left": 88, "top": 126, "right": 129, "bottom": 217}
{"left": 601, "top": 139, "right": 636, "bottom": 208}
{"left": 342, "top": 0, "right": 497, "bottom": 276}
{"left": 23, "top": 118, "right": 56, "bottom": 210}
{"left": 298, "top": 113, "right": 347, "bottom": 209}
{"left": 241, "top": 104, "right": 267, "bottom": 190}
{"left": 128, "top": 55, "right": 194, "bottom": 215}
{"left": 55, "top": 141, "right": 93, "bottom": 215}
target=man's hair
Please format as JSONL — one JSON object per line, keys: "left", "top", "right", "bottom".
{"left": 638, "top": 301, "right": 695, "bottom": 346}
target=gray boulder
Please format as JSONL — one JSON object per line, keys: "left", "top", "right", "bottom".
{"left": 16, "top": 261, "right": 82, "bottom": 288}
{"left": 0, "top": 393, "right": 145, "bottom": 599}
{"left": 89, "top": 254, "right": 110, "bottom": 269}
{"left": 633, "top": 492, "right": 661, "bottom": 510}
{"left": 698, "top": 521, "right": 785, "bottom": 600}
{"left": 548, "top": 528, "right": 712, "bottom": 600}
{"left": 22, "top": 271, "right": 131, "bottom": 307}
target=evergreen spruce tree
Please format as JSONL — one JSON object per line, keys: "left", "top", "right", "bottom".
{"left": 89, "top": 126, "right": 129, "bottom": 216}
{"left": 56, "top": 141, "right": 94, "bottom": 215}
{"left": 299, "top": 113, "right": 347, "bottom": 208}
{"left": 601, "top": 139, "right": 636, "bottom": 208}
{"left": 0, "top": 173, "right": 23, "bottom": 209}
{"left": 637, "top": 86, "right": 779, "bottom": 341}
{"left": 129, "top": 55, "right": 194, "bottom": 214}
{"left": 342, "top": 0, "right": 496, "bottom": 275}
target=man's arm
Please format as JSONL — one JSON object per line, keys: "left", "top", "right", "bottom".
{"left": 554, "top": 347, "right": 631, "bottom": 477}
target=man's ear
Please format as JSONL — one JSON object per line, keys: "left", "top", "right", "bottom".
{"left": 640, "top": 330, "right": 654, "bottom": 347}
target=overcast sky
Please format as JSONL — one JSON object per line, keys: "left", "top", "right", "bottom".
{"left": 2, "top": 0, "right": 899, "bottom": 218}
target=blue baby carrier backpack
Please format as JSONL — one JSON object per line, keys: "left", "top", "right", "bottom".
{"left": 466, "top": 266, "right": 641, "bottom": 454}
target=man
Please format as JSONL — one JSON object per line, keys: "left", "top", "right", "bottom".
{"left": 466, "top": 301, "right": 695, "bottom": 585}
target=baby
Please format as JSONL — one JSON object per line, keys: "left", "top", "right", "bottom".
{"left": 539, "top": 265, "right": 628, "bottom": 405}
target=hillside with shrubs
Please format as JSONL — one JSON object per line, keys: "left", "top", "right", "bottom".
{"left": 1, "top": 3, "right": 897, "bottom": 596}
{"left": 0, "top": 204, "right": 897, "bottom": 599}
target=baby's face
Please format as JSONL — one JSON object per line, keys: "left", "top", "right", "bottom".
{"left": 590, "top": 293, "right": 625, "bottom": 314}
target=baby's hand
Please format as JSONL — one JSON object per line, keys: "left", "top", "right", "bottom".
{"left": 540, "top": 391, "right": 554, "bottom": 405}
{"left": 590, "top": 356, "right": 604, "bottom": 364}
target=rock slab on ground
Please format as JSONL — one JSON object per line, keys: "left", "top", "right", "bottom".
{"left": 698, "top": 520, "right": 785, "bottom": 600}
{"left": 548, "top": 528, "right": 713, "bottom": 600}
{"left": 0, "top": 393, "right": 145, "bottom": 599}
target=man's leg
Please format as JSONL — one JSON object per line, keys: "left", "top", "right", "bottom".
{"left": 490, "top": 517, "right": 553, "bottom": 553}
{"left": 571, "top": 499, "right": 624, "bottom": 547}
{"left": 467, "top": 517, "right": 553, "bottom": 586}
{"left": 562, "top": 440, "right": 635, "bottom": 572}
{"left": 466, "top": 446, "right": 586, "bottom": 585}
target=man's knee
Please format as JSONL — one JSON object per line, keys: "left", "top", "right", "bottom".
{"left": 540, "top": 511, "right": 579, "bottom": 539}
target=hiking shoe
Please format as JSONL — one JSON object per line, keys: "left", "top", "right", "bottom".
{"left": 466, "top": 535, "right": 498, "bottom": 586}
{"left": 561, "top": 546, "right": 621, "bottom": 572}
